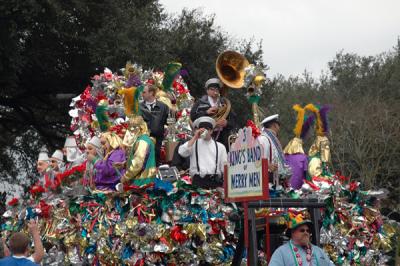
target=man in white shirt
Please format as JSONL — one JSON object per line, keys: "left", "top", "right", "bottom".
{"left": 178, "top": 116, "right": 227, "bottom": 189}
{"left": 257, "top": 114, "right": 291, "bottom": 187}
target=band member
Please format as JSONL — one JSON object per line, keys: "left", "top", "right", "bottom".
{"left": 258, "top": 114, "right": 291, "bottom": 188}
{"left": 190, "top": 78, "right": 236, "bottom": 149}
{"left": 140, "top": 83, "right": 169, "bottom": 165}
{"left": 178, "top": 117, "right": 227, "bottom": 189}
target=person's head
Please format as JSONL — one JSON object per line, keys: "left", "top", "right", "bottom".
{"left": 193, "top": 117, "right": 215, "bottom": 141}
{"left": 100, "top": 132, "right": 122, "bottom": 155}
{"left": 36, "top": 152, "right": 49, "bottom": 174}
{"left": 261, "top": 114, "right": 280, "bottom": 135}
{"left": 205, "top": 78, "right": 222, "bottom": 100}
{"left": 64, "top": 136, "right": 83, "bottom": 163}
{"left": 9, "top": 232, "right": 30, "bottom": 256}
{"left": 50, "top": 150, "right": 64, "bottom": 171}
{"left": 142, "top": 84, "right": 157, "bottom": 102}
{"left": 86, "top": 136, "right": 102, "bottom": 158}
{"left": 123, "top": 115, "right": 149, "bottom": 147}
{"left": 290, "top": 223, "right": 312, "bottom": 246}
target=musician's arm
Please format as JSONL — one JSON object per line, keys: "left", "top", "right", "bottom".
{"left": 190, "top": 100, "right": 208, "bottom": 121}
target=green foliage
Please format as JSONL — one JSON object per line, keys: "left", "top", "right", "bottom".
{"left": 0, "top": 1, "right": 262, "bottom": 186}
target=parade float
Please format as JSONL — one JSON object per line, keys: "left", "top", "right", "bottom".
{"left": 1, "top": 55, "right": 397, "bottom": 266}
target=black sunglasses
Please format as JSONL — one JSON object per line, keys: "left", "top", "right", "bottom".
{"left": 298, "top": 228, "right": 311, "bottom": 233}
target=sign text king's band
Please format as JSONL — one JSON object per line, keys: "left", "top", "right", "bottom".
{"left": 224, "top": 126, "right": 268, "bottom": 202}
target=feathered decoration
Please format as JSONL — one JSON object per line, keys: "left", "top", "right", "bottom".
{"left": 305, "top": 103, "right": 323, "bottom": 136}
{"left": 292, "top": 104, "right": 305, "bottom": 138}
{"left": 300, "top": 115, "right": 315, "bottom": 139}
{"left": 162, "top": 62, "right": 182, "bottom": 92}
{"left": 118, "top": 87, "right": 135, "bottom": 116}
{"left": 118, "top": 85, "right": 144, "bottom": 117}
{"left": 95, "top": 102, "right": 110, "bottom": 132}
{"left": 319, "top": 105, "right": 331, "bottom": 135}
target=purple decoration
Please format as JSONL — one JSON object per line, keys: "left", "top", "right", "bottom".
{"left": 179, "top": 69, "right": 189, "bottom": 76}
{"left": 125, "top": 75, "right": 142, "bottom": 88}
{"left": 94, "top": 148, "right": 126, "bottom": 190}
{"left": 86, "top": 98, "right": 98, "bottom": 112}
{"left": 300, "top": 115, "right": 315, "bottom": 139}
{"left": 285, "top": 153, "right": 308, "bottom": 189}
{"left": 319, "top": 105, "right": 331, "bottom": 134}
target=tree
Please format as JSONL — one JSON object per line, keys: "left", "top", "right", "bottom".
{"left": 0, "top": 1, "right": 264, "bottom": 187}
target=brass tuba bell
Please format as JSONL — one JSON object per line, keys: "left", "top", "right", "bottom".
{"left": 216, "top": 51, "right": 249, "bottom": 89}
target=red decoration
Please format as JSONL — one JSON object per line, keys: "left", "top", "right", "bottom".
{"left": 109, "top": 123, "right": 128, "bottom": 138}
{"left": 246, "top": 120, "right": 261, "bottom": 138}
{"left": 38, "top": 200, "right": 52, "bottom": 218}
{"left": 349, "top": 181, "right": 359, "bottom": 192}
{"left": 7, "top": 197, "right": 19, "bottom": 206}
{"left": 208, "top": 219, "right": 227, "bottom": 235}
{"left": 170, "top": 225, "right": 188, "bottom": 244}
{"left": 30, "top": 185, "right": 45, "bottom": 196}
{"left": 104, "top": 72, "right": 113, "bottom": 81}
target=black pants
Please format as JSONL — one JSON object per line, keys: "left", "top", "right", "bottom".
{"left": 192, "top": 175, "right": 222, "bottom": 189}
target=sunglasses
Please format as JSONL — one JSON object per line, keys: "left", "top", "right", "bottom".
{"left": 298, "top": 228, "right": 311, "bottom": 233}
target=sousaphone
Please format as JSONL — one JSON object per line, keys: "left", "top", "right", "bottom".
{"left": 216, "top": 50, "right": 249, "bottom": 89}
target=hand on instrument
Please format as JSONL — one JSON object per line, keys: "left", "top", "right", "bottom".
{"left": 206, "top": 106, "right": 218, "bottom": 115}
{"left": 216, "top": 118, "right": 227, "bottom": 128}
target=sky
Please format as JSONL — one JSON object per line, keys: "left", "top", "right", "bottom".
{"left": 160, "top": 0, "right": 400, "bottom": 78}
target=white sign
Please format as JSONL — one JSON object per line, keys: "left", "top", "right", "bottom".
{"left": 225, "top": 126, "right": 267, "bottom": 201}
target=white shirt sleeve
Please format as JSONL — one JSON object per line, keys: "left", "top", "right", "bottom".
{"left": 219, "top": 143, "right": 228, "bottom": 174}
{"left": 257, "top": 135, "right": 271, "bottom": 162}
{"left": 178, "top": 141, "right": 192, "bottom": 158}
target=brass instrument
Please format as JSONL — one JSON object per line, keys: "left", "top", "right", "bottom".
{"left": 216, "top": 51, "right": 250, "bottom": 89}
{"left": 212, "top": 51, "right": 250, "bottom": 124}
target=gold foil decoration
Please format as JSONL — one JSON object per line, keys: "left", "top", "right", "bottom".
{"left": 284, "top": 137, "right": 305, "bottom": 154}
{"left": 308, "top": 136, "right": 331, "bottom": 163}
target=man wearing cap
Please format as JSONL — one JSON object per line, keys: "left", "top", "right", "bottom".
{"left": 49, "top": 149, "right": 65, "bottom": 174}
{"left": 178, "top": 117, "right": 227, "bottom": 189}
{"left": 258, "top": 114, "right": 291, "bottom": 187}
{"left": 190, "top": 78, "right": 236, "bottom": 149}
{"left": 140, "top": 83, "right": 169, "bottom": 165}
{"left": 84, "top": 136, "right": 103, "bottom": 187}
{"left": 269, "top": 213, "right": 334, "bottom": 266}
{"left": 63, "top": 136, "right": 85, "bottom": 169}
{"left": 36, "top": 151, "right": 54, "bottom": 189}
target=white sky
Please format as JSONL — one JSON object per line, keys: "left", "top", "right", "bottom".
{"left": 160, "top": 0, "right": 400, "bottom": 78}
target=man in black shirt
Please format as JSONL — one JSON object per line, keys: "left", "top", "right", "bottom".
{"left": 190, "top": 78, "right": 236, "bottom": 149}
{"left": 140, "top": 84, "right": 169, "bottom": 165}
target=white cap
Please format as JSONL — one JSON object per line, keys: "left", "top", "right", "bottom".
{"left": 38, "top": 152, "right": 49, "bottom": 162}
{"left": 205, "top": 78, "right": 222, "bottom": 89}
{"left": 64, "top": 136, "right": 77, "bottom": 148}
{"left": 193, "top": 116, "right": 216, "bottom": 129}
{"left": 261, "top": 114, "right": 279, "bottom": 126}
{"left": 87, "top": 136, "right": 101, "bottom": 149}
{"left": 50, "top": 150, "right": 64, "bottom": 162}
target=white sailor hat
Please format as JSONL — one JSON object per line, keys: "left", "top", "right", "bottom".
{"left": 193, "top": 116, "right": 216, "bottom": 129}
{"left": 205, "top": 78, "right": 222, "bottom": 89}
{"left": 261, "top": 114, "right": 280, "bottom": 126}
{"left": 50, "top": 150, "right": 64, "bottom": 162}
{"left": 86, "top": 136, "right": 102, "bottom": 149}
{"left": 38, "top": 151, "right": 49, "bottom": 162}
{"left": 64, "top": 136, "right": 78, "bottom": 148}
